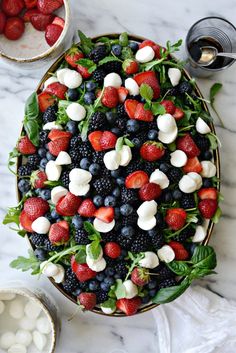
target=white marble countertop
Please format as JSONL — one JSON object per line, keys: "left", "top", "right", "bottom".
{"left": 0, "top": 0, "right": 235, "bottom": 352}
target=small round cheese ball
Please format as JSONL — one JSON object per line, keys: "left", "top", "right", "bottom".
{"left": 36, "top": 316, "right": 52, "bottom": 335}
{"left": 9, "top": 298, "right": 24, "bottom": 319}
{"left": 24, "top": 300, "right": 42, "bottom": 319}
{"left": 15, "top": 330, "right": 32, "bottom": 347}
{"left": 8, "top": 343, "right": 27, "bottom": 353}
{"left": 0, "top": 332, "right": 16, "bottom": 350}
{"left": 33, "top": 331, "right": 47, "bottom": 351}
{"left": 19, "top": 316, "right": 36, "bottom": 331}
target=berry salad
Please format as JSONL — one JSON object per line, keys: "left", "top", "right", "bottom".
{"left": 5, "top": 32, "right": 221, "bottom": 316}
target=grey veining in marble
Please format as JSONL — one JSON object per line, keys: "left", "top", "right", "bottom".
{"left": 0, "top": 0, "right": 235, "bottom": 352}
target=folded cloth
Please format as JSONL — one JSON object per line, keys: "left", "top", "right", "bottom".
{"left": 152, "top": 285, "right": 236, "bottom": 353}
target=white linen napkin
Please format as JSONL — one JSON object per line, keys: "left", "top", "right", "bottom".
{"left": 152, "top": 285, "right": 236, "bottom": 353}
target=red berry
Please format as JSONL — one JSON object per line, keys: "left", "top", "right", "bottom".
{"left": 56, "top": 192, "right": 82, "bottom": 217}
{"left": 23, "top": 197, "right": 49, "bottom": 221}
{"left": 160, "top": 100, "right": 176, "bottom": 115}
{"left": 165, "top": 208, "right": 187, "bottom": 231}
{"left": 131, "top": 267, "right": 150, "bottom": 286}
{"left": 139, "top": 182, "right": 162, "bottom": 201}
{"left": 176, "top": 133, "right": 200, "bottom": 158}
{"left": 45, "top": 23, "right": 63, "bottom": 47}
{"left": 134, "top": 103, "right": 153, "bottom": 122}
{"left": 88, "top": 131, "right": 103, "bottom": 152}
{"left": 198, "top": 199, "right": 218, "bottom": 219}
{"left": 117, "top": 87, "right": 129, "bottom": 103}
{"left": 24, "top": 0, "right": 37, "bottom": 9}
{"left": 124, "top": 99, "right": 139, "bottom": 119}
{"left": 173, "top": 107, "right": 184, "bottom": 120}
{"left": 122, "top": 59, "right": 139, "bottom": 74}
{"left": 38, "top": 92, "right": 55, "bottom": 112}
{"left": 198, "top": 188, "right": 218, "bottom": 201}
{"left": 102, "top": 86, "right": 119, "bottom": 108}
{"left": 48, "top": 129, "right": 72, "bottom": 141}
{"left": 30, "top": 13, "right": 54, "bottom": 31}
{"left": 116, "top": 297, "right": 141, "bottom": 316}
{"left": 78, "top": 199, "right": 97, "bottom": 218}
{"left": 49, "top": 220, "right": 70, "bottom": 245}
{"left": 134, "top": 71, "right": 160, "bottom": 99}
{"left": 52, "top": 16, "right": 64, "bottom": 29}
{"left": 23, "top": 9, "right": 40, "bottom": 22}
{"left": 183, "top": 157, "right": 202, "bottom": 173}
{"left": 45, "top": 82, "right": 68, "bottom": 100}
{"left": 37, "top": 0, "right": 63, "bottom": 15}
{"left": 17, "top": 135, "right": 36, "bottom": 155}
{"left": 0, "top": 11, "right": 7, "bottom": 33}
{"left": 31, "top": 170, "right": 47, "bottom": 189}
{"left": 100, "top": 131, "right": 117, "bottom": 150}
{"left": 71, "top": 256, "right": 97, "bottom": 282}
{"left": 125, "top": 171, "right": 149, "bottom": 189}
{"left": 2, "top": 0, "right": 24, "bottom": 17}
{"left": 65, "top": 46, "right": 84, "bottom": 68}
{"left": 4, "top": 17, "right": 25, "bottom": 40}
{"left": 140, "top": 141, "right": 165, "bottom": 161}
{"left": 139, "top": 39, "right": 163, "bottom": 59}
{"left": 169, "top": 241, "right": 189, "bottom": 260}
{"left": 104, "top": 242, "right": 121, "bottom": 259}
{"left": 19, "top": 210, "right": 33, "bottom": 232}
{"left": 76, "top": 64, "right": 92, "bottom": 79}
{"left": 78, "top": 292, "right": 97, "bottom": 311}
{"left": 48, "top": 137, "right": 70, "bottom": 156}
{"left": 94, "top": 207, "right": 114, "bottom": 223}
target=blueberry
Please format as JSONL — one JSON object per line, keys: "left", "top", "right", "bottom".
{"left": 172, "top": 189, "right": 182, "bottom": 200}
{"left": 96, "top": 273, "right": 105, "bottom": 282}
{"left": 66, "top": 120, "right": 78, "bottom": 135}
{"left": 38, "top": 148, "right": 47, "bottom": 158}
{"left": 184, "top": 242, "right": 197, "bottom": 256}
{"left": 114, "top": 207, "right": 121, "bottom": 219}
{"left": 112, "top": 44, "right": 122, "bottom": 56}
{"left": 147, "top": 228, "right": 157, "bottom": 237}
{"left": 72, "top": 287, "right": 82, "bottom": 296}
{"left": 111, "top": 169, "right": 121, "bottom": 178}
{"left": 100, "top": 282, "right": 110, "bottom": 291}
{"left": 105, "top": 267, "right": 115, "bottom": 276}
{"left": 131, "top": 137, "right": 142, "bottom": 148}
{"left": 51, "top": 209, "right": 60, "bottom": 220}
{"left": 104, "top": 195, "right": 116, "bottom": 207}
{"left": 120, "top": 204, "right": 133, "bottom": 216}
{"left": 111, "top": 127, "right": 121, "bottom": 135}
{"left": 67, "top": 88, "right": 79, "bottom": 101}
{"left": 18, "top": 179, "right": 30, "bottom": 194}
{"left": 128, "top": 41, "right": 139, "bottom": 53}
{"left": 89, "top": 280, "right": 99, "bottom": 291}
{"left": 80, "top": 158, "right": 90, "bottom": 170}
{"left": 39, "top": 189, "right": 51, "bottom": 200}
{"left": 85, "top": 81, "right": 97, "bottom": 92}
{"left": 112, "top": 187, "right": 121, "bottom": 198}
{"left": 147, "top": 280, "right": 158, "bottom": 289}
{"left": 148, "top": 129, "right": 158, "bottom": 140}
{"left": 34, "top": 249, "right": 47, "bottom": 261}
{"left": 141, "top": 295, "right": 151, "bottom": 304}
{"left": 126, "top": 119, "right": 140, "bottom": 133}
{"left": 159, "top": 162, "right": 170, "bottom": 173}
{"left": 116, "top": 177, "right": 125, "bottom": 186}
{"left": 89, "top": 163, "right": 101, "bottom": 176}
{"left": 164, "top": 191, "right": 173, "bottom": 203}
{"left": 40, "top": 158, "right": 48, "bottom": 169}
{"left": 46, "top": 152, "right": 56, "bottom": 161}
{"left": 106, "top": 111, "right": 117, "bottom": 125}
{"left": 84, "top": 92, "right": 96, "bottom": 105}
{"left": 203, "top": 178, "right": 212, "bottom": 188}
{"left": 121, "top": 226, "right": 135, "bottom": 237}
{"left": 149, "top": 289, "right": 156, "bottom": 297}
{"left": 202, "top": 150, "right": 212, "bottom": 160}
{"left": 104, "top": 277, "right": 115, "bottom": 286}
{"left": 72, "top": 215, "right": 83, "bottom": 229}
{"left": 93, "top": 195, "right": 104, "bottom": 207}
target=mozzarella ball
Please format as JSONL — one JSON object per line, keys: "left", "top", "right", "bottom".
{"left": 192, "top": 225, "right": 206, "bottom": 243}
{"left": 19, "top": 317, "right": 36, "bottom": 331}
{"left": 9, "top": 298, "right": 24, "bottom": 319}
{"left": 104, "top": 73, "right": 122, "bottom": 88}
{"left": 158, "top": 128, "right": 178, "bottom": 144}
{"left": 57, "top": 68, "right": 71, "bottom": 85}
{"left": 69, "top": 168, "right": 92, "bottom": 184}
{"left": 55, "top": 151, "right": 72, "bottom": 165}
{"left": 125, "top": 78, "right": 140, "bottom": 96}
{"left": 170, "top": 150, "right": 188, "bottom": 167}
{"left": 69, "top": 182, "right": 90, "bottom": 196}
{"left": 8, "top": 343, "right": 27, "bottom": 353}
{"left": 158, "top": 245, "right": 175, "bottom": 263}
{"left": 168, "top": 68, "right": 181, "bottom": 86}
{"left": 0, "top": 332, "right": 16, "bottom": 349}
{"left": 43, "top": 121, "right": 63, "bottom": 131}
{"left": 139, "top": 251, "right": 159, "bottom": 269}
{"left": 43, "top": 76, "right": 58, "bottom": 89}
{"left": 103, "top": 150, "right": 121, "bottom": 170}
{"left": 45, "top": 161, "right": 62, "bottom": 181}
{"left": 135, "top": 46, "right": 155, "bottom": 63}
{"left": 24, "top": 301, "right": 42, "bottom": 320}
{"left": 179, "top": 175, "right": 197, "bottom": 193}
{"left": 33, "top": 331, "right": 47, "bottom": 351}
{"left": 32, "top": 217, "right": 51, "bottom": 234}
{"left": 196, "top": 117, "right": 211, "bottom": 134}
{"left": 63, "top": 70, "right": 82, "bottom": 89}
{"left": 15, "top": 330, "right": 32, "bottom": 347}
{"left": 157, "top": 114, "right": 176, "bottom": 133}
{"left": 93, "top": 218, "right": 115, "bottom": 233}
{"left": 123, "top": 280, "right": 138, "bottom": 299}
{"left": 150, "top": 169, "right": 169, "bottom": 189}
{"left": 36, "top": 317, "right": 52, "bottom": 335}
{"left": 51, "top": 186, "right": 68, "bottom": 205}
{"left": 137, "top": 216, "right": 157, "bottom": 231}
{"left": 137, "top": 200, "right": 157, "bottom": 219}
{"left": 66, "top": 102, "right": 86, "bottom": 121}
{"left": 200, "top": 161, "right": 217, "bottom": 178}
{"left": 86, "top": 257, "right": 107, "bottom": 272}
{"left": 119, "top": 145, "right": 132, "bottom": 167}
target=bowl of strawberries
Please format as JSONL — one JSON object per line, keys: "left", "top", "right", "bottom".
{"left": 5, "top": 32, "right": 221, "bottom": 316}
{"left": 0, "top": 0, "right": 72, "bottom": 67}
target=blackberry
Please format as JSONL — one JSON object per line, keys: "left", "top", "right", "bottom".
{"left": 139, "top": 120, "right": 157, "bottom": 131}
{"left": 77, "top": 142, "right": 92, "bottom": 159}
{"left": 42, "top": 105, "right": 57, "bottom": 124}
{"left": 30, "top": 233, "right": 47, "bottom": 247}
{"left": 18, "top": 164, "right": 33, "bottom": 177}
{"left": 69, "top": 148, "right": 80, "bottom": 162}
{"left": 43, "top": 239, "right": 63, "bottom": 252}
{"left": 101, "top": 230, "right": 117, "bottom": 242}
{"left": 130, "top": 233, "right": 150, "bottom": 253}
{"left": 88, "top": 45, "right": 107, "bottom": 63}
{"left": 93, "top": 177, "right": 114, "bottom": 197}
{"left": 159, "top": 278, "right": 177, "bottom": 289}
{"left": 122, "top": 213, "right": 138, "bottom": 226}
{"left": 115, "top": 116, "right": 127, "bottom": 131}
{"left": 101, "top": 61, "right": 122, "bottom": 73}
{"left": 178, "top": 81, "right": 192, "bottom": 95}
{"left": 28, "top": 154, "right": 41, "bottom": 167}
{"left": 168, "top": 87, "right": 179, "bottom": 96}
{"left": 117, "top": 234, "right": 133, "bottom": 249}
{"left": 167, "top": 167, "right": 183, "bottom": 183}
{"left": 75, "top": 229, "right": 90, "bottom": 245}
{"left": 133, "top": 131, "right": 149, "bottom": 146}
{"left": 70, "top": 136, "right": 81, "bottom": 149}
{"left": 89, "top": 111, "right": 107, "bottom": 131}
{"left": 92, "top": 151, "right": 105, "bottom": 164}
{"left": 61, "top": 170, "right": 70, "bottom": 188}
{"left": 117, "top": 104, "right": 127, "bottom": 118}
{"left": 114, "top": 261, "right": 128, "bottom": 279}
{"left": 125, "top": 159, "right": 144, "bottom": 175}
{"left": 181, "top": 193, "right": 195, "bottom": 209}
{"left": 160, "top": 149, "right": 171, "bottom": 162}
{"left": 157, "top": 266, "right": 175, "bottom": 281}
{"left": 151, "top": 232, "right": 165, "bottom": 250}
{"left": 93, "top": 68, "right": 106, "bottom": 84}
{"left": 95, "top": 290, "right": 108, "bottom": 304}
{"left": 143, "top": 161, "right": 159, "bottom": 175}
{"left": 62, "top": 268, "right": 78, "bottom": 293}
{"left": 120, "top": 187, "right": 138, "bottom": 204}
{"left": 80, "top": 282, "right": 89, "bottom": 290}
{"left": 194, "top": 134, "right": 210, "bottom": 152}
{"left": 39, "top": 131, "right": 48, "bottom": 146}
{"left": 173, "top": 226, "right": 195, "bottom": 242}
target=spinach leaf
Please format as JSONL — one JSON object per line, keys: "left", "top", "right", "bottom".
{"left": 152, "top": 278, "right": 190, "bottom": 304}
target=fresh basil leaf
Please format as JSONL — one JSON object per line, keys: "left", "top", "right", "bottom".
{"left": 124, "top": 137, "right": 134, "bottom": 148}
{"left": 190, "top": 267, "right": 216, "bottom": 279}
{"left": 191, "top": 245, "right": 217, "bottom": 270}
{"left": 167, "top": 261, "right": 191, "bottom": 276}
{"left": 98, "top": 56, "right": 120, "bottom": 65}
{"left": 80, "top": 119, "right": 90, "bottom": 142}
{"left": 139, "top": 83, "right": 154, "bottom": 102}
{"left": 83, "top": 221, "right": 100, "bottom": 238}
{"left": 212, "top": 207, "right": 222, "bottom": 224}
{"left": 115, "top": 136, "right": 124, "bottom": 152}
{"left": 77, "top": 59, "right": 97, "bottom": 73}
{"left": 44, "top": 181, "right": 62, "bottom": 187}
{"left": 100, "top": 298, "right": 116, "bottom": 311}
{"left": 25, "top": 92, "right": 39, "bottom": 120}
{"left": 87, "top": 242, "right": 102, "bottom": 260}
{"left": 24, "top": 119, "right": 39, "bottom": 147}
{"left": 115, "top": 279, "right": 126, "bottom": 299}
{"left": 10, "top": 250, "right": 41, "bottom": 275}
{"left": 152, "top": 278, "right": 190, "bottom": 304}
{"left": 78, "top": 30, "right": 94, "bottom": 55}
{"left": 151, "top": 102, "right": 166, "bottom": 115}
{"left": 210, "top": 83, "right": 222, "bottom": 104}
{"left": 75, "top": 247, "right": 87, "bottom": 264}
{"left": 119, "top": 32, "right": 129, "bottom": 47}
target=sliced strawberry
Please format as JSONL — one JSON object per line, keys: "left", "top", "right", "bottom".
{"left": 94, "top": 207, "right": 114, "bottom": 223}
{"left": 122, "top": 59, "right": 139, "bottom": 74}
{"left": 117, "top": 87, "right": 129, "bottom": 103}
{"left": 2, "top": 0, "right": 24, "bottom": 16}
{"left": 78, "top": 199, "right": 96, "bottom": 218}
{"left": 30, "top": 170, "right": 47, "bottom": 188}
{"left": 52, "top": 16, "right": 65, "bottom": 29}
{"left": 198, "top": 188, "right": 218, "bottom": 200}
{"left": 37, "top": 0, "right": 63, "bottom": 15}
{"left": 30, "top": 13, "right": 54, "bottom": 31}
{"left": 134, "top": 71, "right": 161, "bottom": 99}
{"left": 176, "top": 133, "right": 200, "bottom": 158}
{"left": 131, "top": 267, "right": 150, "bottom": 286}
{"left": 116, "top": 297, "right": 141, "bottom": 316}
{"left": 198, "top": 199, "right": 218, "bottom": 219}
{"left": 173, "top": 107, "right": 184, "bottom": 120}
{"left": 23, "top": 9, "right": 40, "bottom": 22}
{"left": 169, "top": 241, "right": 189, "bottom": 261}
{"left": 38, "top": 92, "right": 55, "bottom": 112}
{"left": 48, "top": 129, "right": 72, "bottom": 141}
{"left": 19, "top": 210, "right": 33, "bottom": 232}
{"left": 124, "top": 99, "right": 139, "bottom": 119}
{"left": 100, "top": 131, "right": 117, "bottom": 150}
{"left": 45, "top": 82, "right": 67, "bottom": 100}
{"left": 160, "top": 100, "right": 176, "bottom": 115}
{"left": 78, "top": 292, "right": 96, "bottom": 311}
{"left": 49, "top": 220, "right": 70, "bottom": 245}
{"left": 56, "top": 192, "right": 82, "bottom": 216}
{"left": 102, "top": 86, "right": 119, "bottom": 108}
{"left": 4, "top": 17, "right": 25, "bottom": 40}
{"left": 104, "top": 242, "right": 121, "bottom": 259}
{"left": 23, "top": 197, "right": 49, "bottom": 221}
{"left": 88, "top": 131, "right": 103, "bottom": 152}
{"left": 139, "top": 39, "right": 162, "bottom": 59}
{"left": 183, "top": 157, "right": 202, "bottom": 173}
{"left": 65, "top": 45, "right": 84, "bottom": 68}
{"left": 134, "top": 103, "right": 153, "bottom": 122}
{"left": 17, "top": 135, "right": 36, "bottom": 155}
{"left": 45, "top": 23, "right": 63, "bottom": 47}
{"left": 76, "top": 64, "right": 92, "bottom": 79}
{"left": 139, "top": 182, "right": 162, "bottom": 201}
{"left": 0, "top": 11, "right": 7, "bottom": 33}
{"left": 24, "top": 0, "right": 37, "bottom": 9}
{"left": 140, "top": 141, "right": 165, "bottom": 161}
{"left": 165, "top": 208, "right": 187, "bottom": 231}
{"left": 58, "top": 220, "right": 69, "bottom": 231}
{"left": 71, "top": 256, "right": 97, "bottom": 282}
{"left": 125, "top": 171, "right": 149, "bottom": 189}
{"left": 48, "top": 137, "right": 70, "bottom": 156}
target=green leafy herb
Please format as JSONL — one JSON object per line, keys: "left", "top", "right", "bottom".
{"left": 100, "top": 298, "right": 116, "bottom": 311}
{"left": 25, "top": 92, "right": 39, "bottom": 120}
{"left": 115, "top": 136, "right": 125, "bottom": 151}
{"left": 151, "top": 102, "right": 166, "bottom": 115}
{"left": 10, "top": 250, "right": 41, "bottom": 275}
{"left": 78, "top": 30, "right": 94, "bottom": 55}
{"left": 77, "top": 59, "right": 97, "bottom": 73}
{"left": 125, "top": 252, "right": 144, "bottom": 280}
{"left": 212, "top": 207, "right": 222, "bottom": 224}
{"left": 86, "top": 242, "right": 102, "bottom": 261}
{"left": 121, "top": 47, "right": 134, "bottom": 60}
{"left": 166, "top": 39, "right": 182, "bottom": 54}
{"left": 83, "top": 221, "right": 100, "bottom": 238}
{"left": 8, "top": 147, "right": 21, "bottom": 175}
{"left": 124, "top": 137, "right": 134, "bottom": 148}
{"left": 3, "top": 207, "right": 21, "bottom": 227}
{"left": 119, "top": 32, "right": 129, "bottom": 47}
{"left": 209, "top": 83, "right": 224, "bottom": 128}
{"left": 152, "top": 278, "right": 190, "bottom": 304}
{"left": 74, "top": 247, "right": 87, "bottom": 264}
{"left": 44, "top": 180, "right": 62, "bottom": 187}
{"left": 207, "top": 132, "right": 221, "bottom": 150}
{"left": 191, "top": 245, "right": 216, "bottom": 270}
{"left": 140, "top": 83, "right": 154, "bottom": 102}
{"left": 98, "top": 56, "right": 121, "bottom": 65}
{"left": 114, "top": 279, "right": 126, "bottom": 299}
{"left": 167, "top": 261, "right": 191, "bottom": 276}
{"left": 23, "top": 120, "right": 39, "bottom": 147}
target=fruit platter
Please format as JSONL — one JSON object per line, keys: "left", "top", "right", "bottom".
{"left": 5, "top": 32, "right": 221, "bottom": 316}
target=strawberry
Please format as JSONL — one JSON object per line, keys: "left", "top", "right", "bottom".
{"left": 78, "top": 292, "right": 96, "bottom": 311}
{"left": 65, "top": 46, "right": 84, "bottom": 68}
{"left": 48, "top": 129, "right": 72, "bottom": 141}
{"left": 38, "top": 92, "right": 55, "bottom": 112}
{"left": 2, "top": 0, "right": 24, "bottom": 17}
{"left": 131, "top": 267, "right": 150, "bottom": 286}
{"left": 45, "top": 23, "right": 63, "bottom": 46}
{"left": 20, "top": 210, "right": 33, "bottom": 232}
{"left": 134, "top": 71, "right": 160, "bottom": 99}
{"left": 139, "top": 182, "right": 162, "bottom": 201}
{"left": 78, "top": 199, "right": 96, "bottom": 218}
{"left": 104, "top": 242, "right": 121, "bottom": 259}
{"left": 49, "top": 220, "right": 70, "bottom": 245}
{"left": 30, "top": 170, "right": 47, "bottom": 188}
{"left": 100, "top": 131, "right": 117, "bottom": 150}
{"left": 183, "top": 157, "right": 202, "bottom": 173}
{"left": 101, "top": 86, "right": 119, "bottom": 108}
{"left": 117, "top": 87, "right": 129, "bottom": 103}
{"left": 4, "top": 17, "right": 25, "bottom": 40}
{"left": 176, "top": 133, "right": 200, "bottom": 158}
{"left": 56, "top": 192, "right": 82, "bottom": 216}
{"left": 140, "top": 141, "right": 165, "bottom": 161}
{"left": 45, "top": 82, "right": 67, "bottom": 100}
{"left": 160, "top": 100, "right": 176, "bottom": 115}
{"left": 24, "top": 0, "right": 37, "bottom": 9}
{"left": 198, "top": 188, "right": 218, "bottom": 200}
{"left": 0, "top": 11, "right": 6, "bottom": 33}
{"left": 37, "top": 0, "right": 63, "bottom": 14}
{"left": 88, "top": 131, "right": 103, "bottom": 152}
{"left": 124, "top": 99, "right": 139, "bottom": 119}
{"left": 48, "top": 137, "right": 70, "bottom": 156}
{"left": 165, "top": 208, "right": 187, "bottom": 231}
{"left": 116, "top": 297, "right": 141, "bottom": 316}
{"left": 169, "top": 241, "right": 189, "bottom": 261}
{"left": 23, "top": 197, "right": 49, "bottom": 221}
{"left": 30, "top": 13, "right": 54, "bottom": 31}
{"left": 52, "top": 16, "right": 64, "bottom": 29}
{"left": 139, "top": 39, "right": 162, "bottom": 59}
{"left": 198, "top": 199, "right": 218, "bottom": 219}
{"left": 23, "top": 9, "right": 40, "bottom": 22}
{"left": 122, "top": 59, "right": 139, "bottom": 74}
{"left": 17, "top": 135, "right": 36, "bottom": 155}
{"left": 76, "top": 64, "right": 92, "bottom": 79}
{"left": 125, "top": 171, "right": 149, "bottom": 189}
{"left": 71, "top": 256, "right": 97, "bottom": 282}
{"left": 94, "top": 207, "right": 114, "bottom": 223}
{"left": 134, "top": 103, "right": 153, "bottom": 122}
{"left": 173, "top": 107, "right": 184, "bottom": 120}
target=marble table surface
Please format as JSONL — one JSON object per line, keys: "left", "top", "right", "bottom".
{"left": 0, "top": 0, "right": 235, "bottom": 352}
